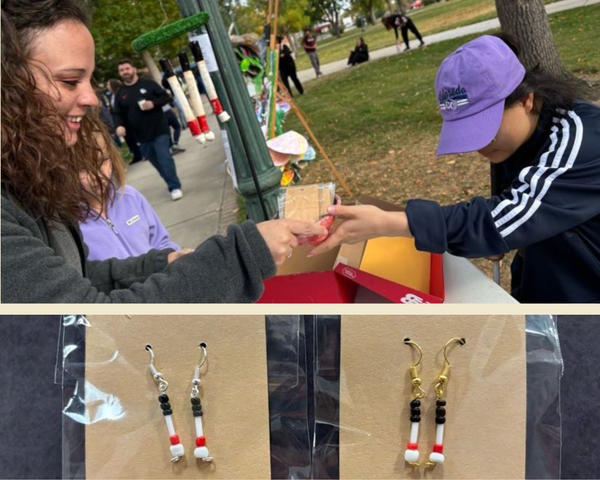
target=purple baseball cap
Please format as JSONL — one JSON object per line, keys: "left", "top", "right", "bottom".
{"left": 435, "top": 35, "right": 526, "bottom": 155}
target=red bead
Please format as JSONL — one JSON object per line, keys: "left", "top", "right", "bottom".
{"left": 406, "top": 442, "right": 418, "bottom": 450}
{"left": 433, "top": 443, "right": 444, "bottom": 453}
{"left": 196, "top": 436, "right": 206, "bottom": 447}
{"left": 169, "top": 434, "right": 180, "bottom": 445}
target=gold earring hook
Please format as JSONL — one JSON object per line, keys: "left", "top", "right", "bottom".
{"left": 404, "top": 337, "right": 425, "bottom": 399}
{"left": 434, "top": 337, "right": 466, "bottom": 399}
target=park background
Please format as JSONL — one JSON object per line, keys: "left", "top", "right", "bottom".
{"left": 87, "top": 0, "right": 600, "bottom": 293}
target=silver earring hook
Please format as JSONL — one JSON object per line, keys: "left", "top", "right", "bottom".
{"left": 145, "top": 344, "right": 169, "bottom": 393}
{"left": 191, "top": 342, "right": 208, "bottom": 398}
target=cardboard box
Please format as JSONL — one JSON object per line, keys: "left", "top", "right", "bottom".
{"left": 259, "top": 197, "right": 444, "bottom": 303}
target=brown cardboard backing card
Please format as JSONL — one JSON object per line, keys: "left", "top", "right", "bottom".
{"left": 283, "top": 184, "right": 332, "bottom": 222}
{"left": 84, "top": 315, "right": 270, "bottom": 479}
{"left": 339, "top": 315, "right": 526, "bottom": 479}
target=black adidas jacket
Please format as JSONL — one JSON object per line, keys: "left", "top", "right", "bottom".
{"left": 406, "top": 101, "right": 600, "bottom": 303}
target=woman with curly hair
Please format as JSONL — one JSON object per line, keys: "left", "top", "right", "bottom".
{"left": 1, "top": 0, "right": 326, "bottom": 302}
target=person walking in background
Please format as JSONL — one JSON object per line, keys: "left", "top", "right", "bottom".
{"left": 278, "top": 35, "right": 304, "bottom": 97}
{"left": 113, "top": 59, "right": 184, "bottom": 201}
{"left": 163, "top": 100, "right": 185, "bottom": 155}
{"left": 348, "top": 37, "right": 369, "bottom": 66}
{"left": 302, "top": 29, "right": 322, "bottom": 77}
{"left": 107, "top": 78, "right": 143, "bottom": 164}
{"left": 382, "top": 12, "right": 425, "bottom": 51}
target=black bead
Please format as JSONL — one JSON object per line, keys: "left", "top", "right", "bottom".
{"left": 411, "top": 407, "right": 421, "bottom": 415}
{"left": 436, "top": 400, "right": 446, "bottom": 406}
{"left": 410, "top": 415, "right": 421, "bottom": 423}
{"left": 193, "top": 410, "right": 204, "bottom": 417}
{"left": 192, "top": 404, "right": 202, "bottom": 411}
{"left": 410, "top": 399, "right": 421, "bottom": 407}
{"left": 436, "top": 417, "right": 446, "bottom": 424}
{"left": 160, "top": 402, "right": 171, "bottom": 410}
{"left": 162, "top": 409, "right": 173, "bottom": 416}
{"left": 190, "top": 397, "right": 201, "bottom": 405}
{"left": 436, "top": 407, "right": 446, "bottom": 417}
{"left": 158, "top": 394, "right": 169, "bottom": 403}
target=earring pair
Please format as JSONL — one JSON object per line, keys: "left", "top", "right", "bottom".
{"left": 145, "top": 342, "right": 212, "bottom": 464}
{"left": 403, "top": 336, "right": 466, "bottom": 468}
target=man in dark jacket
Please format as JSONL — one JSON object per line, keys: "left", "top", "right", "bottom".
{"left": 113, "top": 59, "right": 183, "bottom": 201}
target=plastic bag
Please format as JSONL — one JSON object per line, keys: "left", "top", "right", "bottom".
{"left": 277, "top": 183, "right": 336, "bottom": 245}
{"left": 58, "top": 314, "right": 561, "bottom": 479}
{"left": 308, "top": 314, "right": 562, "bottom": 479}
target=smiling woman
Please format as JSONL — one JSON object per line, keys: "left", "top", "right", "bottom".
{"left": 0, "top": 0, "right": 327, "bottom": 303}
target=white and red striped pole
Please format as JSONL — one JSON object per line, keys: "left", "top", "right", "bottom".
{"left": 191, "top": 342, "right": 213, "bottom": 462}
{"left": 189, "top": 41, "right": 231, "bottom": 123}
{"left": 159, "top": 58, "right": 206, "bottom": 144}
{"left": 145, "top": 344, "right": 185, "bottom": 463}
{"left": 178, "top": 52, "right": 215, "bottom": 142}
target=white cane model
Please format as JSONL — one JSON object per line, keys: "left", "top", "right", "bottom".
{"left": 425, "top": 337, "right": 466, "bottom": 468}
{"left": 159, "top": 58, "right": 206, "bottom": 144}
{"left": 190, "top": 342, "right": 213, "bottom": 462}
{"left": 189, "top": 41, "right": 231, "bottom": 123}
{"left": 145, "top": 344, "right": 185, "bottom": 463}
{"left": 178, "top": 52, "right": 215, "bottom": 142}
{"left": 403, "top": 338, "right": 426, "bottom": 466}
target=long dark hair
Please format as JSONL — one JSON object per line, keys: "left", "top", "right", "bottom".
{"left": 1, "top": 0, "right": 114, "bottom": 223}
{"left": 497, "top": 33, "right": 581, "bottom": 111}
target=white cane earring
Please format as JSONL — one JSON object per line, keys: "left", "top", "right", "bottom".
{"left": 425, "top": 337, "right": 466, "bottom": 468}
{"left": 191, "top": 342, "right": 213, "bottom": 462}
{"left": 145, "top": 344, "right": 185, "bottom": 463}
{"left": 403, "top": 338, "right": 426, "bottom": 466}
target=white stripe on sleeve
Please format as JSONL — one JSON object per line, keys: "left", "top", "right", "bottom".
{"left": 498, "top": 110, "right": 583, "bottom": 238}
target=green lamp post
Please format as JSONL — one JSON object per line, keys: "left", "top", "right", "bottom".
{"left": 174, "top": 0, "right": 282, "bottom": 221}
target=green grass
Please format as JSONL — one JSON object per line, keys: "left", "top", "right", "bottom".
{"left": 295, "top": 0, "right": 561, "bottom": 71}
{"left": 288, "top": 4, "right": 600, "bottom": 162}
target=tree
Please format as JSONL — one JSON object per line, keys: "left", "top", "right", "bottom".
{"left": 350, "top": 0, "right": 385, "bottom": 24}
{"left": 308, "top": 0, "right": 346, "bottom": 37}
{"left": 87, "top": 0, "right": 188, "bottom": 82}
{"left": 495, "top": 0, "right": 567, "bottom": 77}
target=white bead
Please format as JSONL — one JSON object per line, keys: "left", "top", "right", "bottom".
{"left": 404, "top": 449, "right": 420, "bottom": 463}
{"left": 170, "top": 443, "right": 185, "bottom": 457}
{"left": 194, "top": 446, "right": 211, "bottom": 459}
{"left": 429, "top": 451, "right": 445, "bottom": 464}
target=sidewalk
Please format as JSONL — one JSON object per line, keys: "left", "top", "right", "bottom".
{"left": 297, "top": 0, "right": 600, "bottom": 82}
{"left": 125, "top": 108, "right": 238, "bottom": 248}
{"left": 127, "top": 0, "right": 598, "bottom": 248}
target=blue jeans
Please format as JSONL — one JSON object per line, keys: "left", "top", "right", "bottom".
{"left": 139, "top": 134, "right": 181, "bottom": 191}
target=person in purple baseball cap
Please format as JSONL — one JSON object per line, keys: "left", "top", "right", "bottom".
{"left": 310, "top": 34, "right": 600, "bottom": 303}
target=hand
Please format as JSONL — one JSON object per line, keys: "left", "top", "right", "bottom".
{"left": 167, "top": 247, "right": 194, "bottom": 264}
{"left": 257, "top": 219, "right": 328, "bottom": 266}
{"left": 142, "top": 100, "right": 155, "bottom": 110}
{"left": 308, "top": 204, "right": 411, "bottom": 257}
{"left": 116, "top": 126, "right": 126, "bottom": 137}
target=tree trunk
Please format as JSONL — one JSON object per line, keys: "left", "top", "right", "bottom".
{"left": 495, "top": 0, "right": 567, "bottom": 77}
{"left": 385, "top": 0, "right": 394, "bottom": 13}
{"left": 370, "top": 5, "right": 377, "bottom": 24}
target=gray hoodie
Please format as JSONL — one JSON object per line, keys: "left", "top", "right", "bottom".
{"left": 1, "top": 193, "right": 276, "bottom": 303}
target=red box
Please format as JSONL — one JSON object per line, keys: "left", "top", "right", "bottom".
{"left": 259, "top": 197, "right": 444, "bottom": 304}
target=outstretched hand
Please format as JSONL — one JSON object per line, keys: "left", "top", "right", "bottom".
{"left": 257, "top": 219, "right": 328, "bottom": 265}
{"left": 307, "top": 204, "right": 412, "bottom": 257}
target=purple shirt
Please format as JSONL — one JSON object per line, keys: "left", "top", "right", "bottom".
{"left": 80, "top": 185, "right": 179, "bottom": 261}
